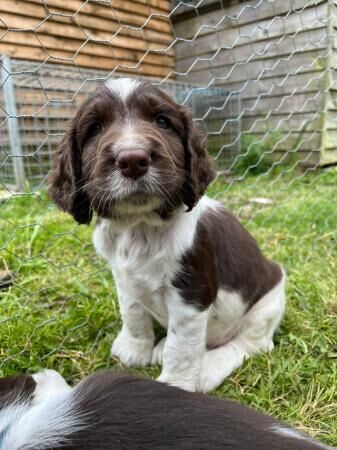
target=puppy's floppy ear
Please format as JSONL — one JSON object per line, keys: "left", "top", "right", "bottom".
{"left": 48, "top": 119, "right": 92, "bottom": 225}
{"left": 180, "top": 108, "right": 216, "bottom": 210}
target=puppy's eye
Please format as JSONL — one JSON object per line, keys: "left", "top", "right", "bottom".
{"left": 155, "top": 115, "right": 171, "bottom": 130}
{"left": 87, "top": 122, "right": 102, "bottom": 138}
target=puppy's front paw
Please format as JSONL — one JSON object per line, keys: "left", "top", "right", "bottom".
{"left": 151, "top": 337, "right": 166, "bottom": 365}
{"left": 111, "top": 329, "right": 154, "bottom": 368}
{"left": 197, "top": 350, "right": 233, "bottom": 393}
{"left": 157, "top": 372, "right": 197, "bottom": 392}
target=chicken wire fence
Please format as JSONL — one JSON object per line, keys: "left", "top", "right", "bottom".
{"left": 0, "top": 0, "right": 336, "bottom": 373}
{"left": 0, "top": 56, "right": 240, "bottom": 190}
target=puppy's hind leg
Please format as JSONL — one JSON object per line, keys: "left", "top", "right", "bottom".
{"left": 198, "top": 275, "right": 286, "bottom": 393}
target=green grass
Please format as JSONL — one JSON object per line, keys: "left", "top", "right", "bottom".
{"left": 1, "top": 168, "right": 336, "bottom": 445}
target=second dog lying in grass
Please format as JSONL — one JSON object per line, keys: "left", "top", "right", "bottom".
{"left": 0, "top": 369, "right": 332, "bottom": 450}
{"left": 49, "top": 78, "right": 286, "bottom": 392}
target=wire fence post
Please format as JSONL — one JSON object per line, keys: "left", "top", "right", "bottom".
{"left": 1, "top": 55, "right": 25, "bottom": 191}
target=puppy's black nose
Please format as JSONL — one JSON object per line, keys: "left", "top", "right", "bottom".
{"left": 117, "top": 150, "right": 149, "bottom": 179}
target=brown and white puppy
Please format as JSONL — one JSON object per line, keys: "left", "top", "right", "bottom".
{"left": 0, "top": 369, "right": 332, "bottom": 450}
{"left": 49, "top": 78, "right": 286, "bottom": 392}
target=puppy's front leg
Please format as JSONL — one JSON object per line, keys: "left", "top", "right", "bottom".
{"left": 111, "top": 291, "right": 155, "bottom": 368}
{"left": 157, "top": 294, "right": 208, "bottom": 392}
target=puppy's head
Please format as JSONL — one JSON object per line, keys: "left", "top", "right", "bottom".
{"left": 49, "top": 78, "right": 216, "bottom": 224}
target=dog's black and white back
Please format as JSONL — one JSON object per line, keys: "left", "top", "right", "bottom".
{"left": 49, "top": 78, "right": 286, "bottom": 392}
{"left": 0, "top": 369, "right": 332, "bottom": 450}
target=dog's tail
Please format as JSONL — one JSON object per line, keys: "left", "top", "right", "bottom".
{"left": 0, "top": 370, "right": 88, "bottom": 450}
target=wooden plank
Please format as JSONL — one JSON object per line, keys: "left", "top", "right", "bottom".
{"left": 206, "top": 122, "right": 322, "bottom": 136}
{"left": 17, "top": 106, "right": 76, "bottom": 117}
{"left": 174, "top": 3, "right": 328, "bottom": 61}
{"left": 0, "top": 2, "right": 172, "bottom": 41}
{"left": 223, "top": 72, "right": 325, "bottom": 101}
{"left": 0, "top": 88, "right": 86, "bottom": 103}
{"left": 215, "top": 71, "right": 325, "bottom": 94}
{"left": 10, "top": 91, "right": 87, "bottom": 105}
{"left": 16, "top": 136, "right": 63, "bottom": 146}
{"left": 176, "top": 71, "right": 325, "bottom": 108}
{"left": 16, "top": 103, "right": 83, "bottom": 116}
{"left": 10, "top": 72, "right": 106, "bottom": 91}
{"left": 37, "top": 0, "right": 171, "bottom": 16}
{"left": 175, "top": 26, "right": 327, "bottom": 72}
{"left": 91, "top": 13, "right": 171, "bottom": 38}
{"left": 181, "top": 49, "right": 327, "bottom": 85}
{"left": 26, "top": 0, "right": 172, "bottom": 33}
{"left": 10, "top": 93, "right": 83, "bottom": 107}
{"left": 0, "top": 29, "right": 174, "bottom": 67}
{"left": 203, "top": 118, "right": 322, "bottom": 139}
{"left": 0, "top": 43, "right": 172, "bottom": 78}
{"left": 138, "top": 0, "right": 172, "bottom": 12}
{"left": 173, "top": 0, "right": 327, "bottom": 39}
{"left": 0, "top": 10, "right": 173, "bottom": 46}
{"left": 1, "top": 32, "right": 173, "bottom": 67}
{"left": 172, "top": 0, "right": 327, "bottom": 27}
{"left": 240, "top": 112, "right": 323, "bottom": 134}
{"left": 240, "top": 91, "right": 324, "bottom": 116}
{"left": 108, "top": 0, "right": 171, "bottom": 13}
{"left": 12, "top": 122, "right": 72, "bottom": 132}
{"left": 74, "top": 13, "right": 172, "bottom": 47}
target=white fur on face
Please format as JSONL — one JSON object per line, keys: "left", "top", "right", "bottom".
{"left": 103, "top": 120, "right": 165, "bottom": 211}
{"left": 113, "top": 123, "right": 148, "bottom": 151}
{"left": 106, "top": 170, "right": 164, "bottom": 215}
{"left": 105, "top": 78, "right": 141, "bottom": 102}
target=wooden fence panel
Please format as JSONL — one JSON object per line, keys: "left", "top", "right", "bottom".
{"left": 172, "top": 0, "right": 333, "bottom": 166}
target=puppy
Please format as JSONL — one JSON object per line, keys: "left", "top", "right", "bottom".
{"left": 0, "top": 369, "right": 332, "bottom": 450}
{"left": 49, "top": 78, "right": 286, "bottom": 392}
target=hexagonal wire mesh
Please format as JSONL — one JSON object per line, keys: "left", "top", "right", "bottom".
{"left": 0, "top": 0, "right": 336, "bottom": 440}
{"left": 0, "top": 57, "right": 240, "bottom": 190}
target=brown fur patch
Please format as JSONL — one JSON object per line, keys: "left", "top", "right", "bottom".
{"left": 58, "top": 371, "right": 327, "bottom": 450}
{"left": 174, "top": 205, "right": 282, "bottom": 310}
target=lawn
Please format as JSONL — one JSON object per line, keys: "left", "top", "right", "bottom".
{"left": 0, "top": 168, "right": 336, "bottom": 445}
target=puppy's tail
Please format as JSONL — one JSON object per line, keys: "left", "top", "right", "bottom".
{"left": 0, "top": 371, "right": 88, "bottom": 450}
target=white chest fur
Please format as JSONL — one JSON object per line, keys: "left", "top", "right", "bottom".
{"left": 92, "top": 198, "right": 285, "bottom": 392}
{"left": 92, "top": 204, "right": 204, "bottom": 326}
{"left": 92, "top": 197, "right": 247, "bottom": 332}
